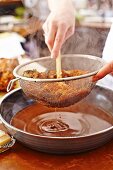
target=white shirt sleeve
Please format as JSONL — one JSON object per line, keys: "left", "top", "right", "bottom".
{"left": 103, "top": 22, "right": 113, "bottom": 62}
{"left": 22, "top": 0, "right": 49, "bottom": 20}
{"left": 23, "top": 0, "right": 38, "bottom": 8}
{"left": 100, "top": 23, "right": 113, "bottom": 89}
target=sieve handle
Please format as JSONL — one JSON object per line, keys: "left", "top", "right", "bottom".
{"left": 7, "top": 78, "right": 20, "bottom": 92}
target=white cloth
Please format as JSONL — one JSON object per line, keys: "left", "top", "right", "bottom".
{"left": 97, "top": 75, "right": 113, "bottom": 90}
{"left": 23, "top": 0, "right": 38, "bottom": 8}
{"left": 103, "top": 22, "right": 113, "bottom": 62}
{"left": 100, "top": 23, "right": 113, "bottom": 90}
{"left": 0, "top": 32, "right": 25, "bottom": 59}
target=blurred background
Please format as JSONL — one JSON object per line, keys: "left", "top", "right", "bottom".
{"left": 0, "top": 0, "right": 113, "bottom": 92}
{"left": 0, "top": 0, "right": 113, "bottom": 57}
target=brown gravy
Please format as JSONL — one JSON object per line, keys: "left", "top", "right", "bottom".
{"left": 11, "top": 102, "right": 113, "bottom": 137}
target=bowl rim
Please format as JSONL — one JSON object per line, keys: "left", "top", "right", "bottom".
{"left": 1, "top": 87, "right": 113, "bottom": 140}
{"left": 13, "top": 54, "right": 106, "bottom": 82}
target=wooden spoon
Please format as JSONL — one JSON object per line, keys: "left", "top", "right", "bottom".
{"left": 56, "top": 51, "right": 62, "bottom": 78}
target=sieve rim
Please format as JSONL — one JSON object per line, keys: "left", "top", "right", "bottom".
{"left": 13, "top": 54, "right": 106, "bottom": 82}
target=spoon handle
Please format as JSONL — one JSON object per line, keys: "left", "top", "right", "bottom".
{"left": 56, "top": 51, "right": 62, "bottom": 78}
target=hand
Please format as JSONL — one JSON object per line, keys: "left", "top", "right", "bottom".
{"left": 43, "top": 6, "right": 75, "bottom": 58}
{"left": 93, "top": 61, "right": 113, "bottom": 81}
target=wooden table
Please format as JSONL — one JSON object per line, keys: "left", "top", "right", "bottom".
{"left": 1, "top": 122, "right": 113, "bottom": 170}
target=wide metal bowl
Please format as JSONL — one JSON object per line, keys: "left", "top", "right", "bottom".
{"left": 0, "top": 85, "right": 113, "bottom": 154}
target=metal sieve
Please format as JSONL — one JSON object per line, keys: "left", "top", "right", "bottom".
{"left": 7, "top": 54, "right": 105, "bottom": 107}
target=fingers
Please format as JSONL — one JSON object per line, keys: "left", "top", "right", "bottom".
{"left": 51, "top": 24, "right": 67, "bottom": 58}
{"left": 42, "top": 15, "right": 75, "bottom": 58}
{"left": 51, "top": 25, "right": 75, "bottom": 58}
{"left": 93, "top": 61, "right": 113, "bottom": 81}
{"left": 43, "top": 21, "right": 57, "bottom": 51}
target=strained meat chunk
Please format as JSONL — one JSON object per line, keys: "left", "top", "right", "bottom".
{"left": 23, "top": 69, "right": 88, "bottom": 79}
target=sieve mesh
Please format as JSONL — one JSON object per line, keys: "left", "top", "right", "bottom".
{"left": 13, "top": 54, "right": 105, "bottom": 108}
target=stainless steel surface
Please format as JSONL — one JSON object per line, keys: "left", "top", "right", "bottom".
{"left": 1, "top": 85, "right": 113, "bottom": 154}
{"left": 8, "top": 54, "right": 105, "bottom": 107}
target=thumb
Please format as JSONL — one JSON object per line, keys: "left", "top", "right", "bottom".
{"left": 93, "top": 61, "right": 113, "bottom": 81}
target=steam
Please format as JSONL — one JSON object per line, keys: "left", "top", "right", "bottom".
{"left": 62, "top": 27, "right": 109, "bottom": 58}
{"left": 21, "top": 1, "right": 110, "bottom": 59}
{"left": 0, "top": 0, "right": 110, "bottom": 59}
{"left": 27, "top": 21, "right": 109, "bottom": 58}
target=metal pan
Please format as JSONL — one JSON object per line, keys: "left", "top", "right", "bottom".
{"left": 0, "top": 85, "right": 113, "bottom": 154}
